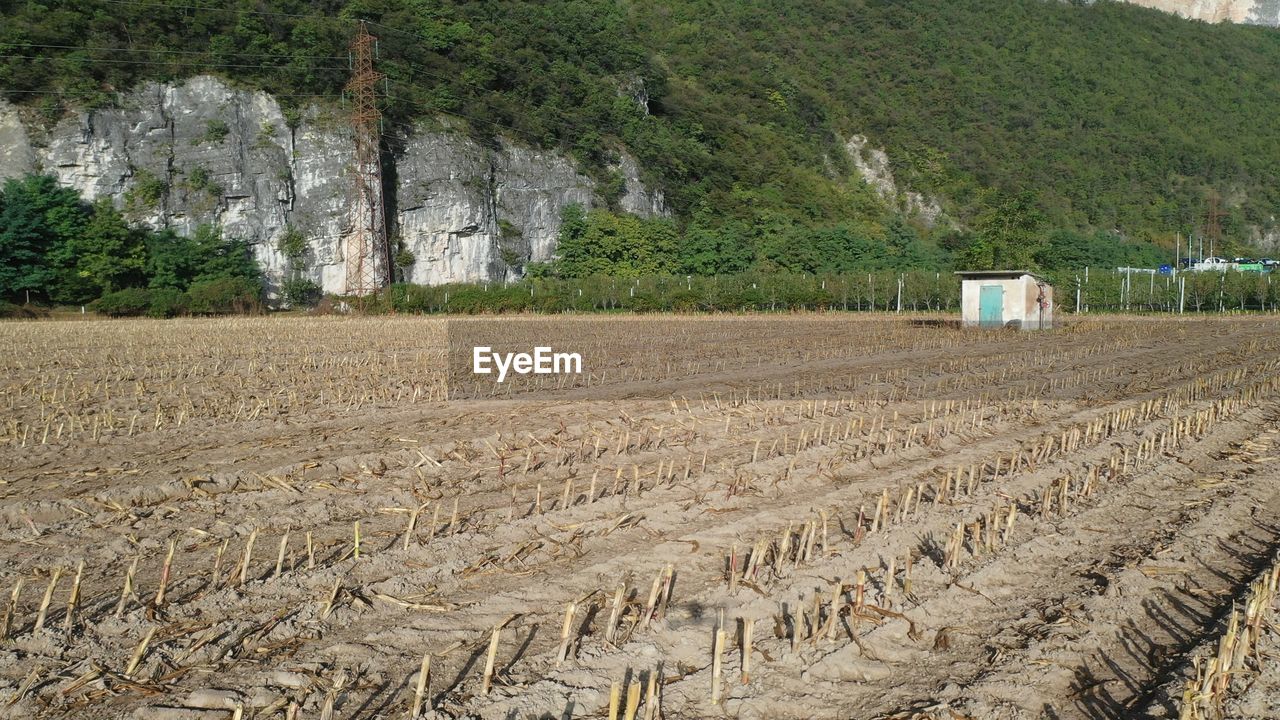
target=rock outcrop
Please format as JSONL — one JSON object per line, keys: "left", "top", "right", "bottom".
{"left": 845, "top": 135, "right": 946, "bottom": 228}
{"left": 0, "top": 76, "right": 667, "bottom": 294}
{"left": 1122, "top": 0, "right": 1280, "bottom": 25}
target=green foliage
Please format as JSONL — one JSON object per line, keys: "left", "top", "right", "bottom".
{"left": 202, "top": 118, "right": 230, "bottom": 144}
{"left": 183, "top": 166, "right": 222, "bottom": 197}
{"left": 91, "top": 288, "right": 154, "bottom": 317}
{"left": 186, "top": 277, "right": 263, "bottom": 314}
{"left": 1035, "top": 229, "right": 1168, "bottom": 271}
{"left": 9, "top": 1, "right": 1280, "bottom": 272}
{"left": 553, "top": 205, "right": 679, "bottom": 277}
{"left": 377, "top": 272, "right": 963, "bottom": 314}
{"left": 549, "top": 204, "right": 948, "bottom": 278}
{"left": 281, "top": 278, "right": 321, "bottom": 307}
{"left": 373, "top": 267, "right": 1280, "bottom": 315}
{"left": 0, "top": 172, "right": 266, "bottom": 312}
{"left": 524, "top": 262, "right": 553, "bottom": 279}
{"left": 278, "top": 227, "right": 307, "bottom": 260}
{"left": 48, "top": 200, "right": 148, "bottom": 304}
{"left": 958, "top": 192, "right": 1046, "bottom": 271}
{"left": 145, "top": 288, "right": 188, "bottom": 317}
{"left": 0, "top": 300, "right": 39, "bottom": 318}
{"left": 124, "top": 169, "right": 167, "bottom": 216}
{"left": 0, "top": 175, "right": 86, "bottom": 301}
{"left": 497, "top": 219, "right": 521, "bottom": 240}
{"left": 146, "top": 224, "right": 260, "bottom": 292}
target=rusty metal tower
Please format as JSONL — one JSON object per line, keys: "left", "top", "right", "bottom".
{"left": 343, "top": 21, "right": 388, "bottom": 296}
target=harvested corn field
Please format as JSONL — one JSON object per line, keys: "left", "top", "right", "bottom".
{"left": 4, "top": 315, "right": 1280, "bottom": 720}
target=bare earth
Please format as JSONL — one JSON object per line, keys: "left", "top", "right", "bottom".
{"left": 2, "top": 315, "right": 1280, "bottom": 720}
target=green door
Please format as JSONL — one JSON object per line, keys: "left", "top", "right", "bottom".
{"left": 979, "top": 285, "right": 1003, "bottom": 328}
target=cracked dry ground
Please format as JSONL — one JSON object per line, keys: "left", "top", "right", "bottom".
{"left": 4, "top": 315, "right": 1280, "bottom": 720}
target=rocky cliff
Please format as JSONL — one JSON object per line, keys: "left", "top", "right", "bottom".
{"left": 844, "top": 135, "right": 946, "bottom": 228}
{"left": 0, "top": 76, "right": 667, "bottom": 295}
{"left": 1123, "top": 0, "right": 1280, "bottom": 25}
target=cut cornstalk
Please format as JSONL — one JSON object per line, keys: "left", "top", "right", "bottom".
{"left": 321, "top": 577, "right": 342, "bottom": 620}
{"left": 825, "top": 581, "right": 844, "bottom": 639}
{"left": 623, "top": 681, "right": 642, "bottom": 720}
{"left": 481, "top": 624, "right": 501, "bottom": 695}
{"left": 34, "top": 566, "right": 62, "bottom": 631}
{"left": 125, "top": 626, "right": 158, "bottom": 678}
{"left": 403, "top": 504, "right": 423, "bottom": 551}
{"left": 410, "top": 652, "right": 430, "bottom": 718}
{"left": 556, "top": 602, "right": 577, "bottom": 665}
{"left": 605, "top": 584, "right": 626, "bottom": 645}
{"left": 275, "top": 532, "right": 290, "bottom": 578}
{"left": 62, "top": 560, "right": 84, "bottom": 637}
{"left": 154, "top": 539, "right": 176, "bottom": 607}
{"left": 1, "top": 578, "right": 22, "bottom": 639}
{"left": 710, "top": 618, "right": 726, "bottom": 705}
{"left": 607, "top": 681, "right": 621, "bottom": 720}
{"left": 210, "top": 538, "right": 228, "bottom": 591}
{"left": 644, "top": 667, "right": 659, "bottom": 720}
{"left": 117, "top": 556, "right": 139, "bottom": 617}
{"left": 237, "top": 528, "right": 258, "bottom": 586}
{"left": 643, "top": 568, "right": 664, "bottom": 630}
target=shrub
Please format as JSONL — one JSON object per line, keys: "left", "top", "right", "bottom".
{"left": 92, "top": 288, "right": 153, "bottom": 317}
{"left": 281, "top": 278, "right": 321, "bottom": 308}
{"left": 669, "top": 289, "right": 702, "bottom": 312}
{"left": 389, "top": 283, "right": 438, "bottom": 313}
{"left": 0, "top": 300, "right": 47, "bottom": 318}
{"left": 186, "top": 277, "right": 262, "bottom": 314}
{"left": 489, "top": 286, "right": 531, "bottom": 313}
{"left": 147, "top": 288, "right": 187, "bottom": 317}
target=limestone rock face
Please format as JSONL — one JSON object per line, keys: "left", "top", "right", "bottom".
{"left": 845, "top": 135, "right": 946, "bottom": 228}
{"left": 0, "top": 101, "right": 35, "bottom": 181}
{"left": 1122, "top": 0, "right": 1280, "bottom": 25}
{"left": 0, "top": 76, "right": 667, "bottom": 295}
{"left": 393, "top": 135, "right": 597, "bottom": 285}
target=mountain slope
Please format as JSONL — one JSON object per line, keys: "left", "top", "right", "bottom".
{"left": 3, "top": 0, "right": 1280, "bottom": 268}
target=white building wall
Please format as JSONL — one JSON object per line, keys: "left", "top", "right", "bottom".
{"left": 960, "top": 275, "right": 1053, "bottom": 329}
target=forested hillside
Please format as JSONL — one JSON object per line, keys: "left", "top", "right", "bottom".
{"left": 3, "top": 0, "right": 1279, "bottom": 278}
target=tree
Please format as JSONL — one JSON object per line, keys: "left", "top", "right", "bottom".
{"left": 554, "top": 205, "right": 678, "bottom": 277}
{"left": 885, "top": 216, "right": 933, "bottom": 270}
{"left": 147, "top": 224, "right": 261, "bottom": 292}
{"left": 146, "top": 229, "right": 202, "bottom": 291}
{"left": 48, "top": 200, "right": 147, "bottom": 304}
{"left": 0, "top": 175, "right": 88, "bottom": 302}
{"left": 959, "top": 191, "right": 1046, "bottom": 270}
{"left": 679, "top": 222, "right": 754, "bottom": 275}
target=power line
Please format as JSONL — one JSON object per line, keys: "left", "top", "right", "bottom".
{"left": 0, "top": 33, "right": 681, "bottom": 160}
{"left": 0, "top": 88, "right": 336, "bottom": 99}
{"left": 2, "top": 42, "right": 346, "bottom": 61}
{"left": 0, "top": 54, "right": 347, "bottom": 72}
{"left": 77, "top": 0, "right": 358, "bottom": 23}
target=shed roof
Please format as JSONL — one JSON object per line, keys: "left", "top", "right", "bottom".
{"left": 954, "top": 270, "right": 1049, "bottom": 283}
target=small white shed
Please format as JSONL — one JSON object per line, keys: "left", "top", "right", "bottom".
{"left": 956, "top": 271, "right": 1054, "bottom": 330}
